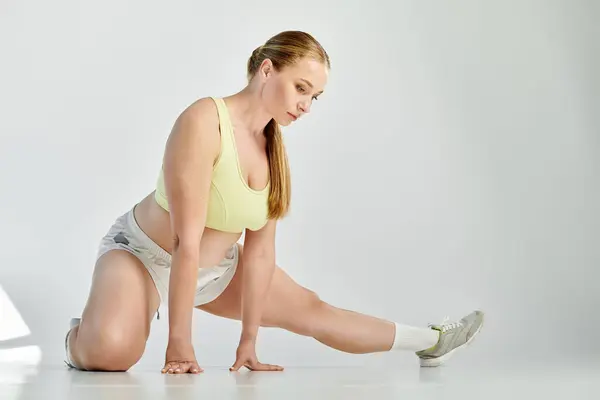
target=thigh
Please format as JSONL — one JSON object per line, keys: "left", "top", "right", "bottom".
{"left": 196, "top": 245, "right": 320, "bottom": 330}
{"left": 80, "top": 249, "right": 160, "bottom": 341}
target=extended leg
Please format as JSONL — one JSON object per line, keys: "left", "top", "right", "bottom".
{"left": 197, "top": 245, "right": 439, "bottom": 354}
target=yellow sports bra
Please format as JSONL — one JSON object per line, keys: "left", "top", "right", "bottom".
{"left": 154, "top": 97, "right": 270, "bottom": 233}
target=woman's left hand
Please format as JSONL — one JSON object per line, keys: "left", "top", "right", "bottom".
{"left": 229, "top": 339, "right": 284, "bottom": 372}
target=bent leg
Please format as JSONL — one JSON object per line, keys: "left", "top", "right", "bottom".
{"left": 68, "top": 249, "right": 160, "bottom": 371}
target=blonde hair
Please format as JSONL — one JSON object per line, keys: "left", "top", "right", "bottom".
{"left": 246, "top": 31, "right": 330, "bottom": 219}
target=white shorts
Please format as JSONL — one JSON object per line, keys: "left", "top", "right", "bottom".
{"left": 96, "top": 205, "right": 239, "bottom": 310}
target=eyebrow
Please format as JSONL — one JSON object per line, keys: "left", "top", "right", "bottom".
{"left": 301, "top": 78, "right": 324, "bottom": 95}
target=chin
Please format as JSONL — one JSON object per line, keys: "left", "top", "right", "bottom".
{"left": 274, "top": 115, "right": 292, "bottom": 127}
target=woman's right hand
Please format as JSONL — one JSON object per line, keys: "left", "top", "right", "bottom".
{"left": 162, "top": 340, "right": 203, "bottom": 374}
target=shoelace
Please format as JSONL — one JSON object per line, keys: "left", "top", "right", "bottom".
{"left": 429, "top": 316, "right": 463, "bottom": 333}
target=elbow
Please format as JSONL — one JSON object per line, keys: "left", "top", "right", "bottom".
{"left": 172, "top": 232, "right": 201, "bottom": 259}
{"left": 243, "top": 247, "right": 274, "bottom": 263}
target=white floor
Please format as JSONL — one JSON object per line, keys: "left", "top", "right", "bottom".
{"left": 1, "top": 361, "right": 597, "bottom": 400}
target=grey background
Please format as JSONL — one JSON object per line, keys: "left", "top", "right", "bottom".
{"left": 0, "top": 0, "right": 597, "bottom": 370}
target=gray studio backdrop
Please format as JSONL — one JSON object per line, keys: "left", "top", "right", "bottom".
{"left": 1, "top": 0, "right": 597, "bottom": 370}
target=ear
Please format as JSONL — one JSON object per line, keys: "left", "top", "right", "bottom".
{"left": 259, "top": 59, "right": 274, "bottom": 79}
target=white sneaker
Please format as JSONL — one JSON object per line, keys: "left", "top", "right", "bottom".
{"left": 416, "top": 310, "right": 484, "bottom": 367}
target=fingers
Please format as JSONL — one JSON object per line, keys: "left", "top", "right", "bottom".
{"left": 229, "top": 359, "right": 246, "bottom": 372}
{"left": 247, "top": 362, "right": 284, "bottom": 372}
{"left": 229, "top": 357, "right": 284, "bottom": 372}
{"left": 161, "top": 361, "right": 203, "bottom": 374}
{"left": 161, "top": 360, "right": 282, "bottom": 374}
{"left": 161, "top": 361, "right": 201, "bottom": 374}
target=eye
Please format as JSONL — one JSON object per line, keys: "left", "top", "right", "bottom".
{"left": 296, "top": 84, "right": 306, "bottom": 93}
{"left": 312, "top": 95, "right": 319, "bottom": 101}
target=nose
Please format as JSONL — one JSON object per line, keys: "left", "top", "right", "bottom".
{"left": 298, "top": 100, "right": 311, "bottom": 114}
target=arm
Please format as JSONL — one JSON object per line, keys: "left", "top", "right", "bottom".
{"left": 239, "top": 219, "right": 277, "bottom": 343}
{"left": 162, "top": 99, "right": 220, "bottom": 343}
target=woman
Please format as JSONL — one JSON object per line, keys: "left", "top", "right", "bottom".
{"left": 64, "top": 30, "right": 484, "bottom": 374}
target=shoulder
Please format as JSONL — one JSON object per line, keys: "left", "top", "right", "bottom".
{"left": 184, "top": 96, "right": 219, "bottom": 119}
{"left": 174, "top": 97, "right": 220, "bottom": 135}
{"left": 165, "top": 97, "right": 221, "bottom": 158}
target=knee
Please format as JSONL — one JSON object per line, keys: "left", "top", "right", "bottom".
{"left": 307, "top": 290, "right": 322, "bottom": 310}
{"left": 304, "top": 294, "right": 327, "bottom": 337}
{"left": 76, "top": 321, "right": 146, "bottom": 371}
{"left": 279, "top": 290, "right": 325, "bottom": 337}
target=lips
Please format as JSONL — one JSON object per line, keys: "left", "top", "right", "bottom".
{"left": 287, "top": 112, "right": 297, "bottom": 121}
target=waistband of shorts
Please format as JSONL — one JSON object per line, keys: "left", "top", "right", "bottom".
{"left": 125, "top": 204, "right": 172, "bottom": 262}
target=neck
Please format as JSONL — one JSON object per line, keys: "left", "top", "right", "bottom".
{"left": 224, "top": 84, "right": 273, "bottom": 138}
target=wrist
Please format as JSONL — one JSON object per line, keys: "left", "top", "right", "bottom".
{"left": 240, "top": 332, "right": 257, "bottom": 344}
{"left": 168, "top": 332, "right": 192, "bottom": 344}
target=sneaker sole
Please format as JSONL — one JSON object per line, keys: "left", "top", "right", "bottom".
{"left": 64, "top": 318, "right": 82, "bottom": 369}
{"left": 419, "top": 315, "right": 484, "bottom": 368}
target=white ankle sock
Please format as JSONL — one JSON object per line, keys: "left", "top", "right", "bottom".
{"left": 390, "top": 322, "right": 440, "bottom": 352}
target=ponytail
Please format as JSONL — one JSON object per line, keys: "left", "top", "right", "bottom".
{"left": 247, "top": 31, "right": 330, "bottom": 219}
{"left": 264, "top": 119, "right": 291, "bottom": 219}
